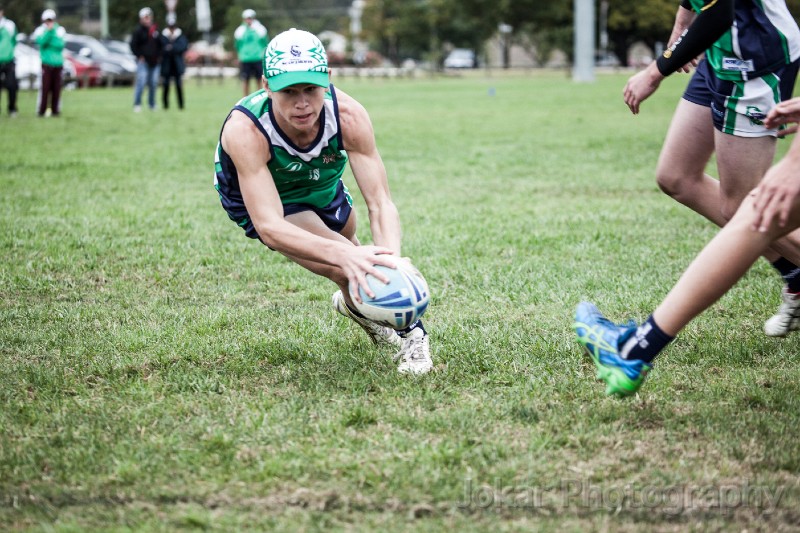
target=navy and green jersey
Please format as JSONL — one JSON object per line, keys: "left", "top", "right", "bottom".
{"left": 214, "top": 85, "right": 349, "bottom": 231}
{"left": 687, "top": 0, "right": 800, "bottom": 81}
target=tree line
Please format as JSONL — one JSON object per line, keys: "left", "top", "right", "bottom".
{"left": 4, "top": 0, "right": 800, "bottom": 66}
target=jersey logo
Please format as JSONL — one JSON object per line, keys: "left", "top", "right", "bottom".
{"left": 722, "top": 57, "right": 754, "bottom": 72}
{"left": 277, "top": 162, "right": 304, "bottom": 172}
{"left": 745, "top": 106, "right": 766, "bottom": 126}
{"left": 322, "top": 153, "right": 339, "bottom": 164}
{"left": 309, "top": 169, "right": 320, "bottom": 181}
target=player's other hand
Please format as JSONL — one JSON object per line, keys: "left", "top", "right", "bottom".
{"left": 765, "top": 97, "right": 800, "bottom": 137}
{"left": 751, "top": 155, "right": 800, "bottom": 233}
{"left": 340, "top": 245, "right": 396, "bottom": 303}
{"left": 623, "top": 62, "right": 664, "bottom": 115}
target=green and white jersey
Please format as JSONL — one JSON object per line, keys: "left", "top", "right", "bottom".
{"left": 0, "top": 16, "right": 17, "bottom": 63}
{"left": 686, "top": 0, "right": 800, "bottom": 80}
{"left": 234, "top": 21, "right": 269, "bottom": 63}
{"left": 214, "top": 85, "right": 349, "bottom": 221}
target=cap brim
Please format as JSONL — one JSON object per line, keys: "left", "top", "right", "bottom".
{"left": 266, "top": 71, "right": 329, "bottom": 92}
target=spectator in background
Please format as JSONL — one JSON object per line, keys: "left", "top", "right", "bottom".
{"left": 31, "top": 9, "right": 65, "bottom": 117}
{"left": 0, "top": 5, "right": 18, "bottom": 117}
{"left": 160, "top": 13, "right": 187, "bottom": 110}
{"left": 234, "top": 9, "right": 268, "bottom": 97}
{"left": 130, "top": 7, "right": 162, "bottom": 112}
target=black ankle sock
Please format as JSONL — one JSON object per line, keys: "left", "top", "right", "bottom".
{"left": 771, "top": 258, "right": 800, "bottom": 293}
{"left": 398, "top": 320, "right": 426, "bottom": 337}
{"left": 619, "top": 315, "right": 674, "bottom": 364}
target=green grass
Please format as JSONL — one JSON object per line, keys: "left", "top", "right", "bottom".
{"left": 2, "top": 71, "right": 800, "bottom": 531}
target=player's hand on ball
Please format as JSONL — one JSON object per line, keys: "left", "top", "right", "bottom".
{"left": 340, "top": 245, "right": 396, "bottom": 303}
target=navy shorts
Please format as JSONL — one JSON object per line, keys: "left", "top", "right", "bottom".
{"left": 240, "top": 61, "right": 263, "bottom": 81}
{"left": 282, "top": 180, "right": 353, "bottom": 233}
{"left": 684, "top": 58, "right": 799, "bottom": 137}
{"left": 231, "top": 180, "right": 353, "bottom": 246}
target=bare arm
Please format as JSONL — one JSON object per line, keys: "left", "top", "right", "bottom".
{"left": 336, "top": 88, "right": 403, "bottom": 255}
{"left": 752, "top": 98, "right": 800, "bottom": 231}
{"left": 221, "top": 110, "right": 396, "bottom": 297}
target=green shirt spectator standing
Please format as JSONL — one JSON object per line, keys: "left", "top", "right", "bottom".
{"left": 234, "top": 9, "right": 268, "bottom": 96}
{"left": 0, "top": 4, "right": 18, "bottom": 116}
{"left": 31, "top": 9, "right": 65, "bottom": 117}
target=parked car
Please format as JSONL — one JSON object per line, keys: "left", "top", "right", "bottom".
{"left": 102, "top": 39, "right": 136, "bottom": 61}
{"left": 63, "top": 49, "right": 103, "bottom": 87}
{"left": 14, "top": 42, "right": 41, "bottom": 89}
{"left": 595, "top": 52, "right": 621, "bottom": 67}
{"left": 444, "top": 48, "right": 477, "bottom": 69}
{"left": 63, "top": 34, "right": 137, "bottom": 85}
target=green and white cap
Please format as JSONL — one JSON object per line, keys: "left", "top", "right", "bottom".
{"left": 263, "top": 28, "right": 329, "bottom": 91}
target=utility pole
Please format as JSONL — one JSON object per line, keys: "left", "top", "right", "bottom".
{"left": 573, "top": 0, "right": 595, "bottom": 82}
{"left": 100, "top": 0, "right": 108, "bottom": 38}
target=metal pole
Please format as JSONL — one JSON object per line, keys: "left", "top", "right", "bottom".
{"left": 573, "top": 0, "right": 595, "bottom": 82}
{"left": 100, "top": 0, "right": 109, "bottom": 38}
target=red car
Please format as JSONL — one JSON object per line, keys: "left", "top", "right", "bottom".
{"left": 63, "top": 50, "right": 104, "bottom": 88}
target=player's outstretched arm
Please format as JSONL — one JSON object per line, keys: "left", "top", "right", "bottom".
{"left": 221, "top": 110, "right": 396, "bottom": 299}
{"left": 336, "top": 88, "right": 403, "bottom": 256}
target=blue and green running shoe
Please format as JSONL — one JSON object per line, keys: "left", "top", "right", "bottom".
{"left": 573, "top": 302, "right": 651, "bottom": 397}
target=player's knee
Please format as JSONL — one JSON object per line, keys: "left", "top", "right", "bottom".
{"left": 719, "top": 191, "right": 749, "bottom": 222}
{"left": 655, "top": 168, "right": 683, "bottom": 198}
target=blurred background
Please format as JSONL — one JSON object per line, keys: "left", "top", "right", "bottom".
{"left": 8, "top": 0, "right": 800, "bottom": 87}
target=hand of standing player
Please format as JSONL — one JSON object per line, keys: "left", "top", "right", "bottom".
{"left": 623, "top": 62, "right": 665, "bottom": 115}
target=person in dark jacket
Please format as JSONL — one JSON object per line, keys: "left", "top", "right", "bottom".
{"left": 159, "top": 13, "right": 187, "bottom": 110}
{"left": 130, "top": 7, "right": 162, "bottom": 112}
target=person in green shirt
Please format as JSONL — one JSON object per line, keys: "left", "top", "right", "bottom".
{"left": 234, "top": 9, "right": 268, "bottom": 97}
{"left": 31, "top": 9, "right": 65, "bottom": 117}
{"left": 0, "top": 4, "right": 18, "bottom": 116}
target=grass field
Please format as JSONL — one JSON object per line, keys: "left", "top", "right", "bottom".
{"left": 2, "top": 70, "right": 800, "bottom": 532}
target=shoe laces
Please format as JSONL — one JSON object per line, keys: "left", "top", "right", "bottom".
{"left": 402, "top": 333, "right": 427, "bottom": 361}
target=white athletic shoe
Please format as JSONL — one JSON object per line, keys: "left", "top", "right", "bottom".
{"left": 332, "top": 290, "right": 402, "bottom": 348}
{"left": 764, "top": 286, "right": 800, "bottom": 337}
{"left": 395, "top": 328, "right": 433, "bottom": 375}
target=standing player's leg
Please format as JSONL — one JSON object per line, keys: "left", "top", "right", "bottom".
{"left": 713, "top": 64, "right": 800, "bottom": 336}
{"left": 655, "top": 99, "right": 722, "bottom": 224}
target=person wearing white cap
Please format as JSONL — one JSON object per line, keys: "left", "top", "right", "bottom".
{"left": 213, "top": 29, "right": 434, "bottom": 374}
{"left": 129, "top": 7, "right": 163, "bottom": 112}
{"left": 159, "top": 13, "right": 187, "bottom": 110}
{"left": 31, "top": 8, "right": 65, "bottom": 117}
{"left": 233, "top": 8, "right": 268, "bottom": 97}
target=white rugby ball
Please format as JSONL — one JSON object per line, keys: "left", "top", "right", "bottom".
{"left": 351, "top": 257, "right": 430, "bottom": 330}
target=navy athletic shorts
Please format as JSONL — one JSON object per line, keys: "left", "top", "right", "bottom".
{"left": 683, "top": 58, "right": 799, "bottom": 137}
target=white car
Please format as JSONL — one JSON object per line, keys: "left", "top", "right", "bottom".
{"left": 444, "top": 48, "right": 477, "bottom": 69}
{"left": 15, "top": 42, "right": 41, "bottom": 89}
